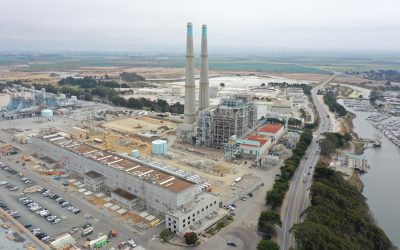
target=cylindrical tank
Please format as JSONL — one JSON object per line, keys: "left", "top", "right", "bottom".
{"left": 41, "top": 109, "right": 53, "bottom": 118}
{"left": 71, "top": 96, "right": 77, "bottom": 101}
{"left": 131, "top": 149, "right": 140, "bottom": 158}
{"left": 152, "top": 140, "right": 167, "bottom": 155}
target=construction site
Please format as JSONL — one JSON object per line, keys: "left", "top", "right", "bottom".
{"left": 195, "top": 96, "right": 258, "bottom": 149}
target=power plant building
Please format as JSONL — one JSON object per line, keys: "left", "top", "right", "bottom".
{"left": 32, "top": 131, "right": 220, "bottom": 235}
{"left": 196, "top": 96, "right": 258, "bottom": 149}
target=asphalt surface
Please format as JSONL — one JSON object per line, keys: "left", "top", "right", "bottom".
{"left": 279, "top": 75, "right": 336, "bottom": 250}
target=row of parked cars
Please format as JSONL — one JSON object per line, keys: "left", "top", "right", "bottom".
{"left": 0, "top": 200, "right": 21, "bottom": 219}
{"left": 0, "top": 181, "right": 19, "bottom": 191}
{"left": 31, "top": 227, "right": 51, "bottom": 243}
{"left": 41, "top": 188, "right": 81, "bottom": 214}
{"left": 0, "top": 163, "right": 18, "bottom": 175}
{"left": 19, "top": 196, "right": 61, "bottom": 224}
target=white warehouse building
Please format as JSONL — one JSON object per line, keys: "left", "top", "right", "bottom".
{"left": 32, "top": 132, "right": 220, "bottom": 235}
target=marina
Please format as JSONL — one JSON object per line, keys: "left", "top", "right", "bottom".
{"left": 342, "top": 99, "right": 375, "bottom": 112}
{"left": 341, "top": 93, "right": 400, "bottom": 247}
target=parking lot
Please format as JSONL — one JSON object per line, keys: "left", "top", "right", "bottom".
{"left": 0, "top": 162, "right": 91, "bottom": 243}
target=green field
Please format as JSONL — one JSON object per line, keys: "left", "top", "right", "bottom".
{"left": 1, "top": 53, "right": 400, "bottom": 74}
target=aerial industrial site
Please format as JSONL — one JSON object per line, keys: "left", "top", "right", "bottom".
{"left": 0, "top": 22, "right": 316, "bottom": 250}
{"left": 1, "top": 1, "right": 398, "bottom": 249}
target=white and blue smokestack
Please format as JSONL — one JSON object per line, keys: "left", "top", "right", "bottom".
{"left": 199, "top": 24, "right": 210, "bottom": 110}
{"left": 184, "top": 22, "right": 197, "bottom": 124}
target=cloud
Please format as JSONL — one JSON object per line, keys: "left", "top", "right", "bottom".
{"left": 0, "top": 0, "right": 399, "bottom": 52}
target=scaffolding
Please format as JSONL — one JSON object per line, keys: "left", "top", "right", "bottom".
{"left": 223, "top": 135, "right": 240, "bottom": 161}
{"left": 196, "top": 96, "right": 257, "bottom": 149}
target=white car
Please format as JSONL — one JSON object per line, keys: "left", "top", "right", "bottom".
{"left": 127, "top": 239, "right": 137, "bottom": 248}
{"left": 52, "top": 218, "right": 61, "bottom": 224}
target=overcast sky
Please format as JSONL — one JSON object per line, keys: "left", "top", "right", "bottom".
{"left": 0, "top": 0, "right": 399, "bottom": 53}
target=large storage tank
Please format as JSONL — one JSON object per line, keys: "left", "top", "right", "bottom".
{"left": 152, "top": 140, "right": 167, "bottom": 155}
{"left": 41, "top": 109, "right": 54, "bottom": 118}
{"left": 131, "top": 149, "right": 140, "bottom": 158}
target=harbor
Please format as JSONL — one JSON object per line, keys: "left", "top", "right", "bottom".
{"left": 339, "top": 98, "right": 400, "bottom": 149}
{"left": 340, "top": 92, "right": 400, "bottom": 247}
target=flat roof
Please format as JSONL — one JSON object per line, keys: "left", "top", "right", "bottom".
{"left": 84, "top": 170, "right": 103, "bottom": 179}
{"left": 259, "top": 124, "right": 283, "bottom": 134}
{"left": 40, "top": 134, "right": 194, "bottom": 193}
{"left": 113, "top": 188, "right": 137, "bottom": 201}
{"left": 245, "top": 135, "right": 268, "bottom": 146}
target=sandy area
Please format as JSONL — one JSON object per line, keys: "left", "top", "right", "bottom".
{"left": 267, "top": 73, "right": 332, "bottom": 82}
{"left": 102, "top": 116, "right": 177, "bottom": 135}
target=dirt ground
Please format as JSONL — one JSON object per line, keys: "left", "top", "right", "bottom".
{"left": 102, "top": 116, "right": 177, "bottom": 135}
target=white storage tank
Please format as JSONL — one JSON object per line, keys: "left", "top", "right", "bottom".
{"left": 70, "top": 96, "right": 78, "bottom": 101}
{"left": 41, "top": 109, "right": 54, "bottom": 118}
{"left": 152, "top": 140, "right": 167, "bottom": 155}
{"left": 131, "top": 149, "right": 140, "bottom": 158}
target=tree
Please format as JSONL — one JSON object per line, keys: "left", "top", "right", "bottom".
{"left": 160, "top": 229, "right": 171, "bottom": 242}
{"left": 258, "top": 211, "right": 281, "bottom": 234}
{"left": 184, "top": 231, "right": 198, "bottom": 245}
{"left": 120, "top": 72, "right": 145, "bottom": 82}
{"left": 257, "top": 240, "right": 279, "bottom": 250}
{"left": 220, "top": 82, "right": 225, "bottom": 87}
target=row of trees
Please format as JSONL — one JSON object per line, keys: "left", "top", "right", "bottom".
{"left": 120, "top": 72, "right": 146, "bottom": 82}
{"left": 110, "top": 96, "right": 184, "bottom": 114}
{"left": 266, "top": 129, "right": 313, "bottom": 208}
{"left": 292, "top": 165, "right": 393, "bottom": 250}
{"left": 59, "top": 76, "right": 130, "bottom": 89}
{"left": 319, "top": 132, "right": 352, "bottom": 156}
{"left": 323, "top": 91, "right": 347, "bottom": 117}
{"left": 266, "top": 82, "right": 312, "bottom": 96}
{"left": 255, "top": 129, "right": 313, "bottom": 249}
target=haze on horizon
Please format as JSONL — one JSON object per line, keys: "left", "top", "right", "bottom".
{"left": 0, "top": 0, "right": 399, "bottom": 54}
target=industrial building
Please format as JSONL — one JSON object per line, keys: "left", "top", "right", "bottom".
{"left": 4, "top": 86, "right": 77, "bottom": 117}
{"left": 32, "top": 131, "right": 220, "bottom": 235}
{"left": 196, "top": 96, "right": 258, "bottom": 149}
{"left": 258, "top": 123, "right": 285, "bottom": 142}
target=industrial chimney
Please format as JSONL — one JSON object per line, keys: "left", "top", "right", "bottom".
{"left": 184, "top": 22, "right": 197, "bottom": 124}
{"left": 199, "top": 24, "right": 210, "bottom": 110}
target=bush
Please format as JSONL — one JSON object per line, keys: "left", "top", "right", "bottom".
{"left": 257, "top": 240, "right": 279, "bottom": 250}
{"left": 160, "top": 228, "right": 171, "bottom": 242}
{"left": 184, "top": 231, "right": 198, "bottom": 245}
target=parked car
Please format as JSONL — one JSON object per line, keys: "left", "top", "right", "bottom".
{"left": 227, "top": 241, "right": 238, "bottom": 247}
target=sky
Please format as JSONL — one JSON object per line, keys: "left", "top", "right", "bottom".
{"left": 0, "top": 0, "right": 399, "bottom": 54}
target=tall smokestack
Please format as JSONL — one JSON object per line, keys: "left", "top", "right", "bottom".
{"left": 184, "top": 22, "right": 197, "bottom": 124}
{"left": 199, "top": 24, "right": 209, "bottom": 110}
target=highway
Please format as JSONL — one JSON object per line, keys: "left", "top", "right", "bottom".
{"left": 279, "top": 74, "right": 336, "bottom": 250}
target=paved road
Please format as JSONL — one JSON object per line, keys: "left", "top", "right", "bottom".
{"left": 279, "top": 74, "right": 336, "bottom": 250}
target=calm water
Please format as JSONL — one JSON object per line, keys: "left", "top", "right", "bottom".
{"left": 341, "top": 102, "right": 400, "bottom": 247}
